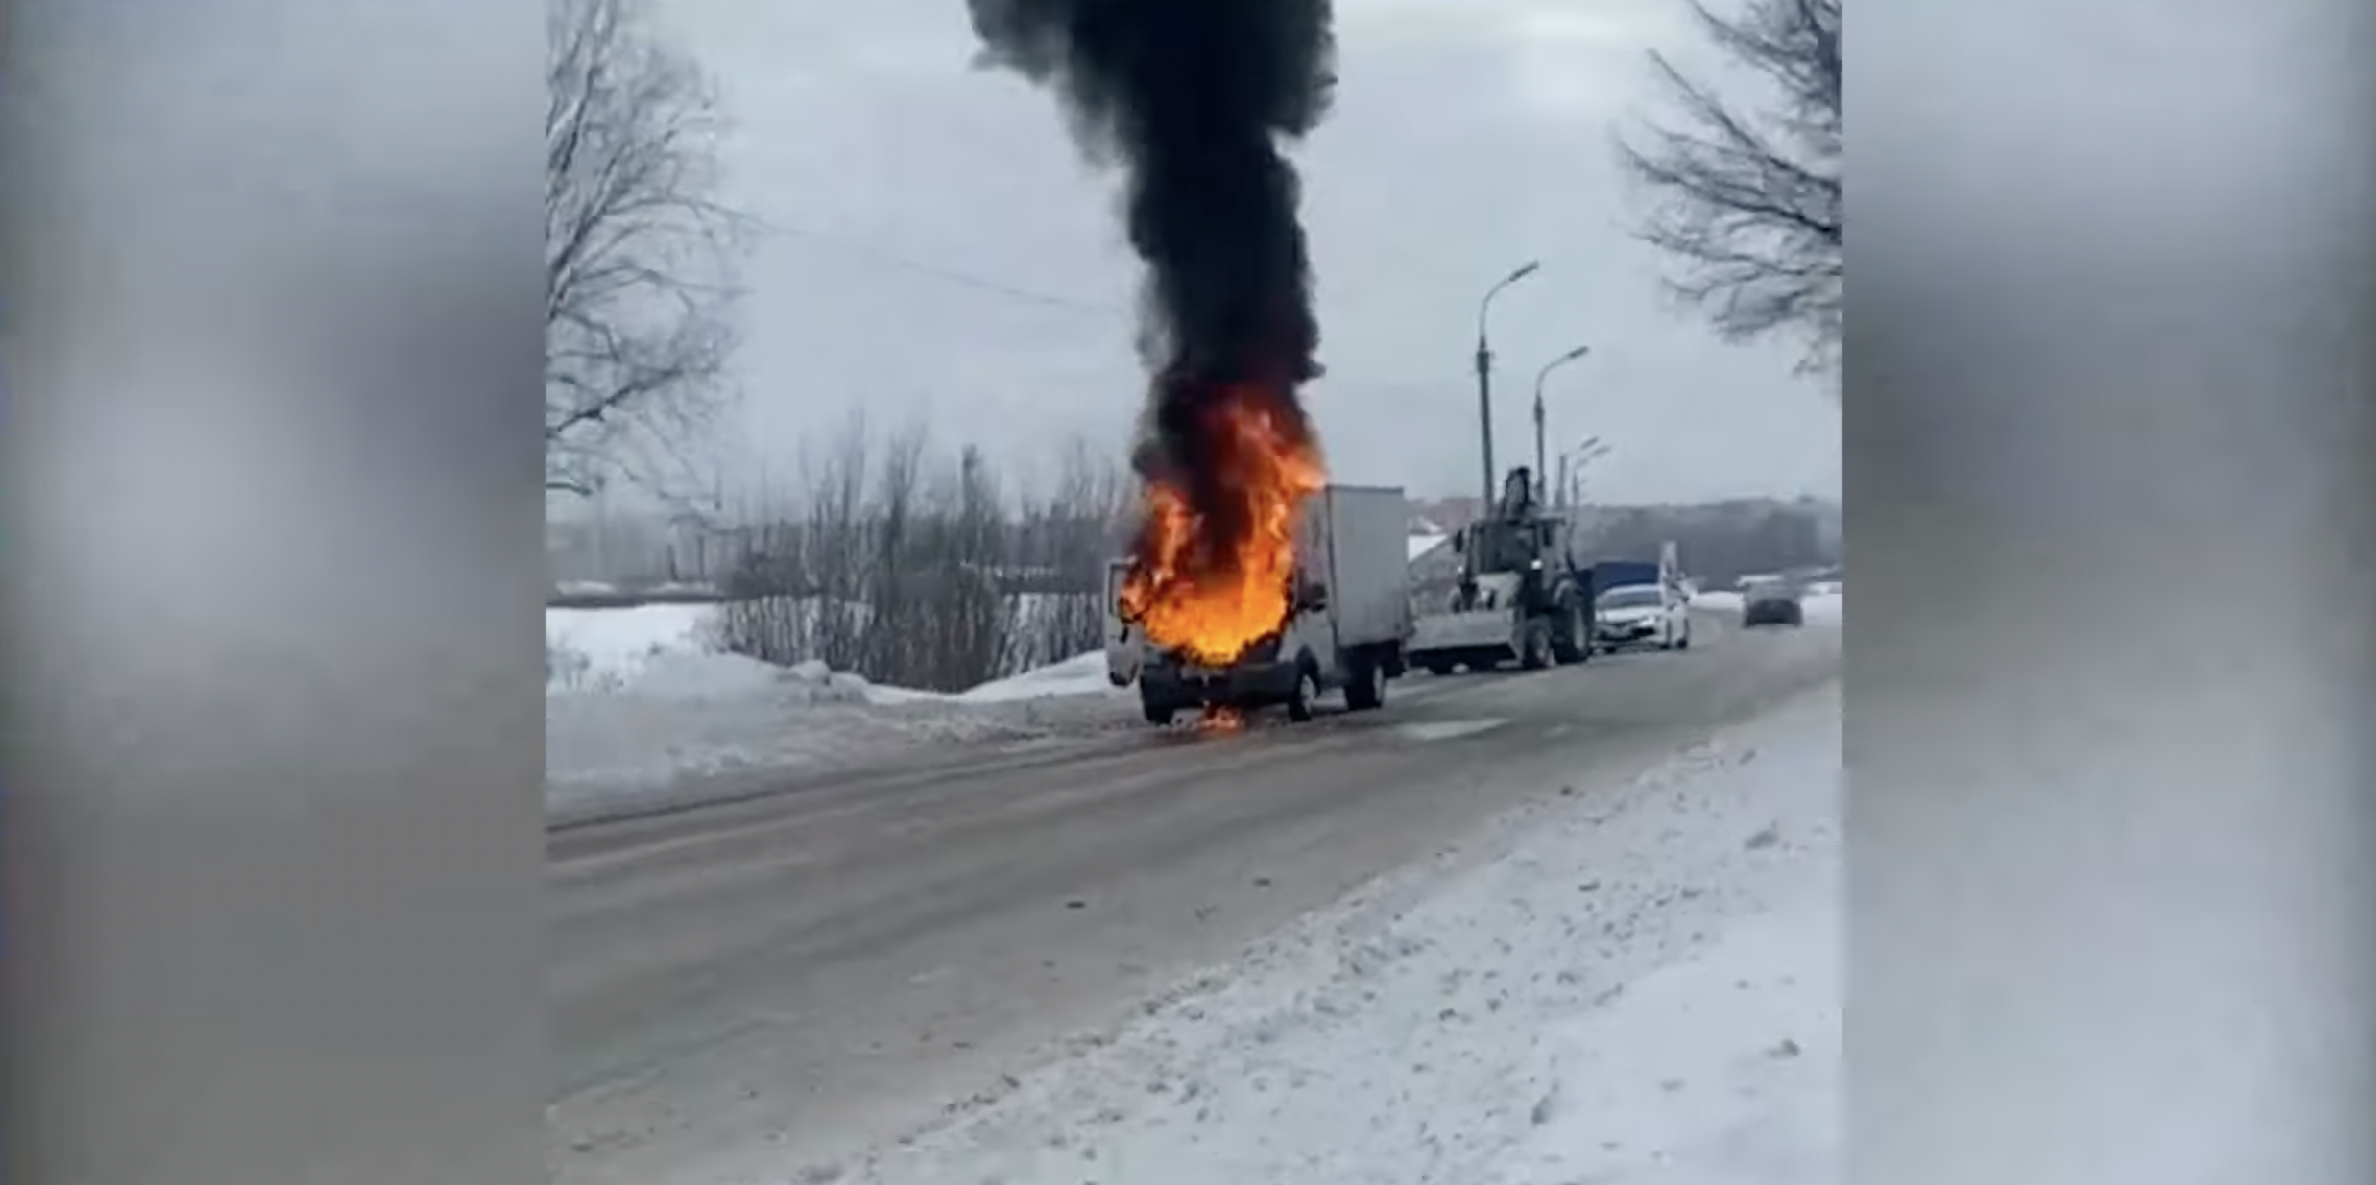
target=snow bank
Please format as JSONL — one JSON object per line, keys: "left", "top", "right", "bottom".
{"left": 546, "top": 690, "right": 1083, "bottom": 826}
{"left": 1690, "top": 590, "right": 1746, "bottom": 614}
{"left": 547, "top": 603, "right": 727, "bottom": 693}
{"left": 546, "top": 606, "right": 1133, "bottom": 823}
{"left": 546, "top": 604, "right": 1117, "bottom": 705}
{"left": 956, "top": 650, "right": 1114, "bottom": 703}
{"left": 554, "top": 579, "right": 622, "bottom": 598}
{"left": 811, "top": 683, "right": 1840, "bottom": 1185}
{"left": 544, "top": 604, "right": 881, "bottom": 704}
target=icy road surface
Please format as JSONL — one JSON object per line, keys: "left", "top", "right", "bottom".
{"left": 834, "top": 682, "right": 1838, "bottom": 1185}
{"left": 549, "top": 608, "right": 1838, "bottom": 1185}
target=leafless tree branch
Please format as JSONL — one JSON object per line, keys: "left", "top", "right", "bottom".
{"left": 709, "top": 426, "right": 1137, "bottom": 691}
{"left": 1620, "top": 0, "right": 1841, "bottom": 376}
{"left": 546, "top": 0, "right": 748, "bottom": 498}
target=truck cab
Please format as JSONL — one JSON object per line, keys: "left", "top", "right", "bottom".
{"left": 1452, "top": 515, "right": 1567, "bottom": 610}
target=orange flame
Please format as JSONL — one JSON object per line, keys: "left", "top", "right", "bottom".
{"left": 1198, "top": 704, "right": 1247, "bottom": 732}
{"left": 1119, "top": 382, "right": 1326, "bottom": 668}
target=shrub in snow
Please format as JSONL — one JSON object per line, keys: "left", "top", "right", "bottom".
{"left": 546, "top": 641, "right": 628, "bottom": 693}
{"left": 547, "top": 642, "right": 590, "bottom": 687}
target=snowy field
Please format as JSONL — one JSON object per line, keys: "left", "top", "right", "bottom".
{"left": 772, "top": 678, "right": 1841, "bottom": 1185}
{"left": 545, "top": 603, "right": 1134, "bottom": 825}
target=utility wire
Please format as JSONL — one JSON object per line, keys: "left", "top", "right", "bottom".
{"left": 755, "top": 218, "right": 1489, "bottom": 404}
{"left": 757, "top": 214, "right": 1131, "bottom": 319}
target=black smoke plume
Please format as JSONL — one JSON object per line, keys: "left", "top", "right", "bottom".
{"left": 968, "top": 0, "right": 1337, "bottom": 496}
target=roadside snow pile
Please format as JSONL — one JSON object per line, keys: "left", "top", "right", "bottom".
{"left": 546, "top": 606, "right": 1134, "bottom": 823}
{"left": 619, "top": 653, "right": 879, "bottom": 705}
{"left": 547, "top": 603, "right": 728, "bottom": 693}
{"left": 547, "top": 688, "right": 1058, "bottom": 825}
{"left": 1689, "top": 590, "right": 1746, "bottom": 614}
{"left": 818, "top": 683, "right": 1841, "bottom": 1185}
{"left": 957, "top": 651, "right": 1114, "bottom": 703}
{"left": 545, "top": 605, "right": 877, "bottom": 704}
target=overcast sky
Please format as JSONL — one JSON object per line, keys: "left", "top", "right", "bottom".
{"left": 654, "top": 0, "right": 1840, "bottom": 506}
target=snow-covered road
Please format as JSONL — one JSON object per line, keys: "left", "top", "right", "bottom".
{"left": 796, "top": 682, "right": 1838, "bottom": 1185}
{"left": 548, "top": 594, "right": 1839, "bottom": 1185}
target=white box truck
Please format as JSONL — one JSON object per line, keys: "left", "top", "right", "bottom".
{"left": 1120, "top": 483, "right": 1414, "bottom": 725}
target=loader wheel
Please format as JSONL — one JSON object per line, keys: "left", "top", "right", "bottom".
{"left": 1344, "top": 656, "right": 1386, "bottom": 711}
{"left": 1550, "top": 606, "right": 1587, "bottom": 664}
{"left": 1143, "top": 702, "right": 1176, "bottom": 726}
{"left": 1286, "top": 668, "right": 1318, "bottom": 722}
{"left": 1519, "top": 622, "right": 1552, "bottom": 670}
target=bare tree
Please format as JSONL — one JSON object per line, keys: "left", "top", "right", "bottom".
{"left": 1620, "top": 0, "right": 1841, "bottom": 374}
{"left": 1005, "top": 438, "right": 1134, "bottom": 671}
{"left": 711, "top": 425, "right": 1135, "bottom": 692}
{"left": 547, "top": 0, "right": 744, "bottom": 497}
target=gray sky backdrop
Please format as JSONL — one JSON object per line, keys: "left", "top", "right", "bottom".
{"left": 656, "top": 0, "right": 1840, "bottom": 505}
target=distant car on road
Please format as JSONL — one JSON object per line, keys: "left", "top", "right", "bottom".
{"left": 1593, "top": 582, "right": 1691, "bottom": 652}
{"left": 1741, "top": 584, "right": 1805, "bottom": 627}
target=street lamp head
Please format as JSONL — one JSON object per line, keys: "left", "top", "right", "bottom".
{"left": 1563, "top": 343, "right": 1592, "bottom": 363}
{"left": 1504, "top": 260, "right": 1542, "bottom": 285}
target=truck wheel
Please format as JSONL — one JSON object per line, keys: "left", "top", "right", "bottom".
{"left": 1286, "top": 668, "right": 1318, "bottom": 722}
{"left": 1344, "top": 657, "right": 1385, "bottom": 711}
{"left": 1143, "top": 702, "right": 1175, "bottom": 726}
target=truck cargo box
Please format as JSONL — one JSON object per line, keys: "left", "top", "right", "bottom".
{"left": 1302, "top": 483, "right": 1414, "bottom": 651}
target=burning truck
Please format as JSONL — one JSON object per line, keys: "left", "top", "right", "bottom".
{"left": 1106, "top": 481, "right": 1413, "bottom": 725}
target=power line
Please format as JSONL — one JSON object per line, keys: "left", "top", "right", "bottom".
{"left": 752, "top": 219, "right": 1505, "bottom": 405}
{"left": 757, "top": 215, "right": 1131, "bottom": 319}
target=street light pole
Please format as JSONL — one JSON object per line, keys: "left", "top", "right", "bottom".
{"left": 1474, "top": 260, "right": 1541, "bottom": 507}
{"left": 1530, "top": 343, "right": 1591, "bottom": 506}
{"left": 1562, "top": 436, "right": 1613, "bottom": 507}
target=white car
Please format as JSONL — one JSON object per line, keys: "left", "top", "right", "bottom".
{"left": 1593, "top": 582, "right": 1690, "bottom": 652}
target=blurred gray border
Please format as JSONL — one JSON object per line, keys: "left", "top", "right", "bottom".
{"left": 1849, "top": 0, "right": 2376, "bottom": 1181}
{"left": 1, "top": 3, "right": 547, "bottom": 1183}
